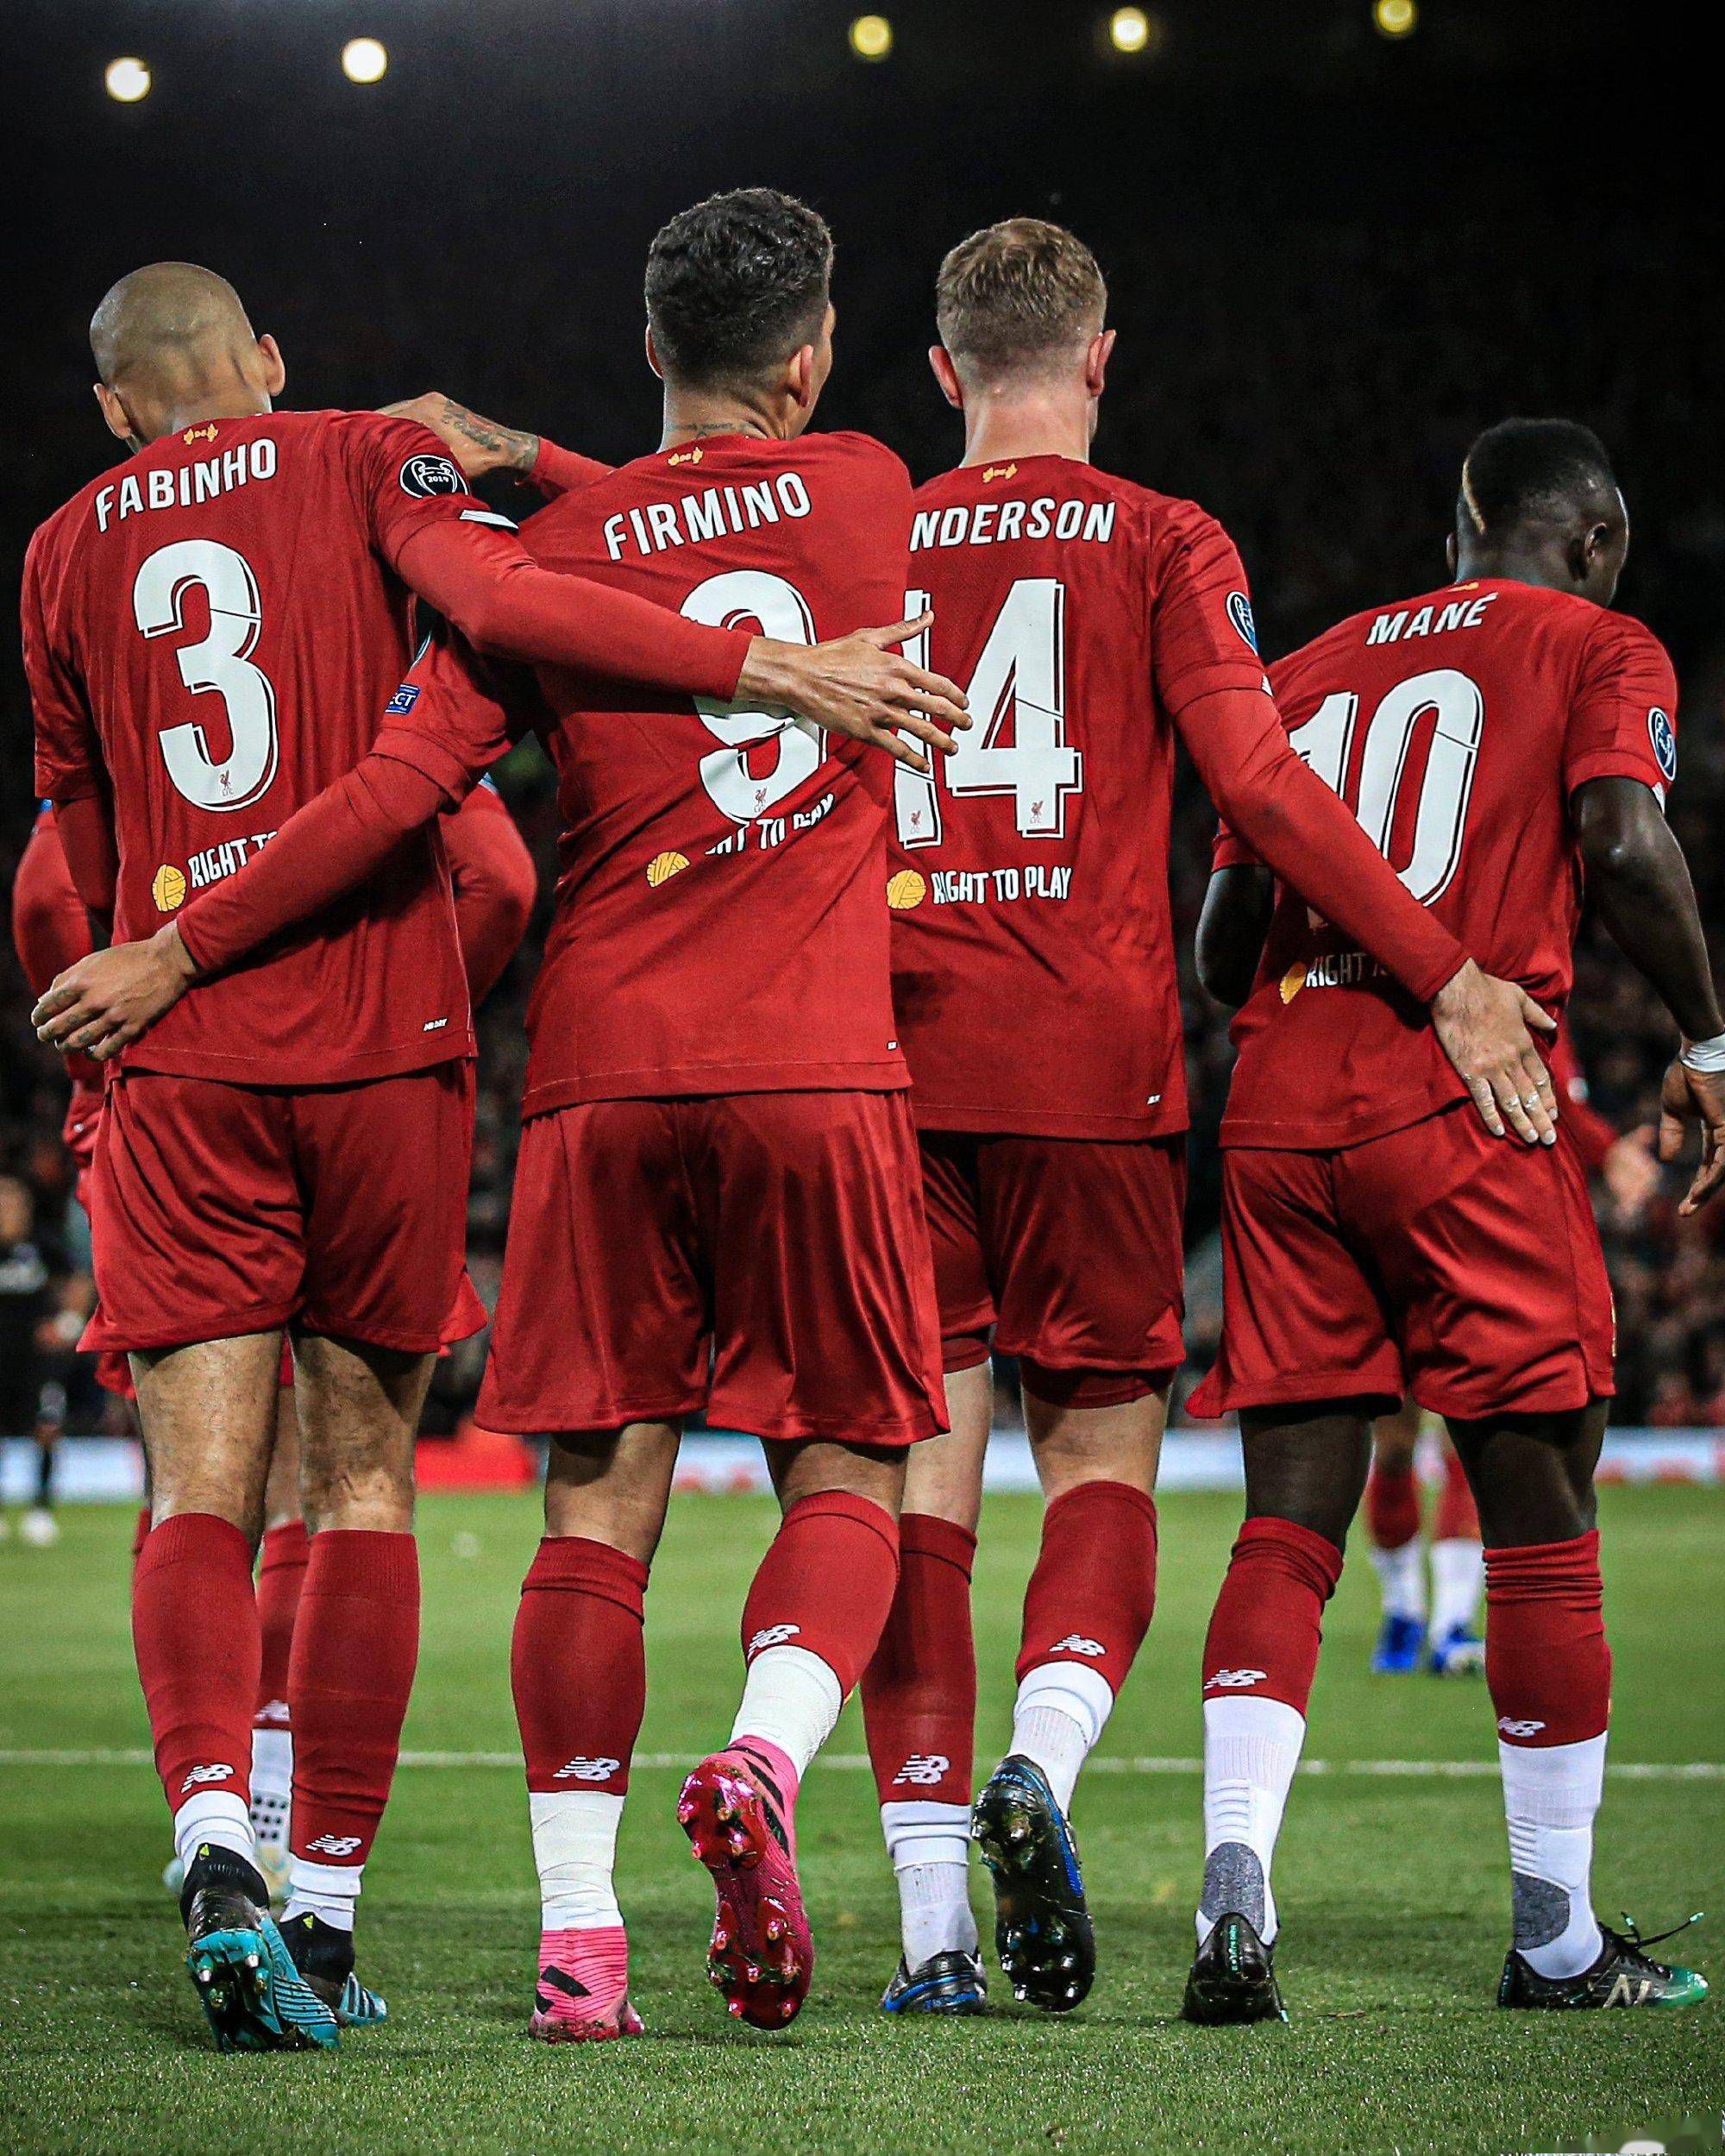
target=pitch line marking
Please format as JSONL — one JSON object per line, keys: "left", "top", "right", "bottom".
{"left": 0, "top": 1747, "right": 1718, "bottom": 1781}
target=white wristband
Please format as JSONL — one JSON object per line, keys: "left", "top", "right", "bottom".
{"left": 1681, "top": 1033, "right": 1725, "bottom": 1074}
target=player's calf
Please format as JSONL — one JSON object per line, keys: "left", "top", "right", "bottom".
{"left": 862, "top": 1510, "right": 982, "bottom": 2010}
{"left": 685, "top": 1482, "right": 902, "bottom": 2029}
{"left": 514, "top": 1532, "right": 650, "bottom": 2042}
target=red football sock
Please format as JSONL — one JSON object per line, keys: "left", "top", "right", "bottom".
{"left": 1434, "top": 1450, "right": 1482, "bottom": 1543}
{"left": 287, "top": 1529, "right": 419, "bottom": 1871}
{"left": 133, "top": 1512, "right": 259, "bottom": 1820}
{"left": 1015, "top": 1480, "right": 1158, "bottom": 1694}
{"left": 1484, "top": 1530, "right": 1610, "bottom": 1747}
{"left": 254, "top": 1519, "right": 309, "bottom": 1729}
{"left": 861, "top": 1513, "right": 977, "bottom": 1807}
{"left": 1201, "top": 1515, "right": 1345, "bottom": 1715}
{"left": 513, "top": 1537, "right": 649, "bottom": 1795}
{"left": 1365, "top": 1461, "right": 1421, "bottom": 1551}
{"left": 742, "top": 1491, "right": 900, "bottom": 1694}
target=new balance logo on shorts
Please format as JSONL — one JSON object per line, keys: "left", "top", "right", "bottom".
{"left": 305, "top": 1833, "right": 364, "bottom": 1857}
{"left": 179, "top": 1763, "right": 235, "bottom": 1793}
{"left": 892, "top": 1753, "right": 952, "bottom": 1787}
{"left": 746, "top": 1624, "right": 801, "bottom": 1656}
{"left": 1204, "top": 1668, "right": 1269, "bottom": 1691}
{"left": 552, "top": 1756, "right": 622, "bottom": 1782}
{"left": 1050, "top": 1634, "right": 1107, "bottom": 1657}
{"left": 1496, "top": 1717, "right": 1547, "bottom": 1738}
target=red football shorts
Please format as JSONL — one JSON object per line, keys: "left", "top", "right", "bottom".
{"left": 1189, "top": 1103, "right": 1615, "bottom": 1422}
{"left": 85, "top": 1064, "right": 480, "bottom": 1358}
{"left": 478, "top": 1090, "right": 946, "bottom": 1446}
{"left": 919, "top": 1131, "right": 1188, "bottom": 1406}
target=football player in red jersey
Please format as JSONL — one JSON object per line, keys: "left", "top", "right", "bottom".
{"left": 24, "top": 259, "right": 958, "bottom": 2053}
{"left": 1183, "top": 419, "right": 1723, "bottom": 2022}
{"left": 41, "top": 191, "right": 968, "bottom": 2044}
{"left": 837, "top": 219, "right": 1560, "bottom": 2019}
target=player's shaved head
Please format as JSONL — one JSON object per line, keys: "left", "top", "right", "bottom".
{"left": 91, "top": 262, "right": 256, "bottom": 390}
{"left": 88, "top": 262, "right": 283, "bottom": 449}
{"left": 1453, "top": 418, "right": 1628, "bottom": 606}
{"left": 1458, "top": 418, "right": 1622, "bottom": 547}
{"left": 645, "top": 190, "right": 833, "bottom": 392}
{"left": 936, "top": 218, "right": 1107, "bottom": 387}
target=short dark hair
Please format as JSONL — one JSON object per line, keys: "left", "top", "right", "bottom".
{"left": 1458, "top": 418, "right": 1619, "bottom": 540}
{"left": 644, "top": 188, "right": 833, "bottom": 389}
{"left": 936, "top": 217, "right": 1107, "bottom": 383}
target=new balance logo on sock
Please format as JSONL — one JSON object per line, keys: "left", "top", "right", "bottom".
{"left": 305, "top": 1833, "right": 363, "bottom": 1857}
{"left": 892, "top": 1753, "right": 951, "bottom": 1787}
{"left": 1049, "top": 1634, "right": 1107, "bottom": 1657}
{"left": 1204, "top": 1668, "right": 1269, "bottom": 1691}
{"left": 179, "top": 1763, "right": 235, "bottom": 1792}
{"left": 1497, "top": 1717, "right": 1547, "bottom": 1738}
{"left": 551, "top": 1756, "right": 622, "bottom": 1782}
{"left": 746, "top": 1623, "right": 801, "bottom": 1656}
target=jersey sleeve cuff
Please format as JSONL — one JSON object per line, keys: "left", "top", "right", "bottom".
{"left": 1564, "top": 753, "right": 1665, "bottom": 795}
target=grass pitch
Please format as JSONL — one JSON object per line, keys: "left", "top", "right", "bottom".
{"left": 2, "top": 1485, "right": 1720, "bottom": 2156}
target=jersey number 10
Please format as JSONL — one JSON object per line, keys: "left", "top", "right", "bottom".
{"left": 1288, "top": 667, "right": 1484, "bottom": 906}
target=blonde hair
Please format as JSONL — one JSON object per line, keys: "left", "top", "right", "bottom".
{"left": 935, "top": 217, "right": 1107, "bottom": 383}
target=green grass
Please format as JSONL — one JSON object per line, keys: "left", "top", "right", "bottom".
{"left": 3, "top": 1486, "right": 1721, "bottom": 2155}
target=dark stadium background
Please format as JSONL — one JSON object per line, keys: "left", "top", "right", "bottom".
{"left": 3, "top": 0, "right": 1718, "bottom": 1431}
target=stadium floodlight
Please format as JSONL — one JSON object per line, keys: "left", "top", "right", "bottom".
{"left": 1108, "top": 6, "right": 1151, "bottom": 53}
{"left": 848, "top": 15, "right": 893, "bottom": 62}
{"left": 104, "top": 57, "right": 152, "bottom": 104}
{"left": 342, "top": 36, "right": 389, "bottom": 84}
{"left": 1373, "top": 0, "right": 1418, "bottom": 35}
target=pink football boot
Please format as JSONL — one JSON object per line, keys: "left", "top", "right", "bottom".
{"left": 527, "top": 1925, "right": 644, "bottom": 2043}
{"left": 678, "top": 1740, "right": 812, "bottom": 2028}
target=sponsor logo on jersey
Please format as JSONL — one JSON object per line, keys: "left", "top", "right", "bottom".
{"left": 552, "top": 1756, "right": 622, "bottom": 1782}
{"left": 982, "top": 462, "right": 1018, "bottom": 483}
{"left": 1203, "top": 1668, "right": 1269, "bottom": 1691}
{"left": 646, "top": 850, "right": 691, "bottom": 888}
{"left": 305, "top": 1832, "right": 365, "bottom": 1857}
{"left": 1279, "top": 959, "right": 1307, "bottom": 1004}
{"left": 893, "top": 1754, "right": 952, "bottom": 1787}
{"left": 1649, "top": 707, "right": 1678, "bottom": 784}
{"left": 399, "top": 451, "right": 467, "bottom": 500}
{"left": 1226, "top": 589, "right": 1258, "bottom": 653}
{"left": 152, "top": 863, "right": 187, "bottom": 913}
{"left": 1496, "top": 1717, "right": 1547, "bottom": 1738}
{"left": 886, "top": 868, "right": 927, "bottom": 910}
{"left": 1050, "top": 1634, "right": 1107, "bottom": 1657}
{"left": 179, "top": 1762, "right": 235, "bottom": 1792}
{"left": 386, "top": 682, "right": 422, "bottom": 715}
{"left": 746, "top": 1623, "right": 801, "bottom": 1656}
{"left": 182, "top": 424, "right": 220, "bottom": 445}
{"left": 667, "top": 446, "right": 705, "bottom": 468}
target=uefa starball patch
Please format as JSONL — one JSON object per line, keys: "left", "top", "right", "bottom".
{"left": 1648, "top": 707, "right": 1678, "bottom": 784}
{"left": 1226, "top": 589, "right": 1258, "bottom": 653}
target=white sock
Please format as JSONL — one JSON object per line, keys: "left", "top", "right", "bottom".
{"left": 173, "top": 1790, "right": 254, "bottom": 1874}
{"left": 285, "top": 1857, "right": 361, "bottom": 1934}
{"left": 1500, "top": 1733, "right": 1606, "bottom": 1978}
{"left": 881, "top": 1800, "right": 976, "bottom": 1966}
{"left": 1370, "top": 1537, "right": 1427, "bottom": 1625}
{"left": 1430, "top": 1538, "right": 1485, "bottom": 1638}
{"left": 248, "top": 1726, "right": 292, "bottom": 1849}
{"left": 1008, "top": 1660, "right": 1117, "bottom": 1815}
{"left": 729, "top": 1644, "right": 843, "bottom": 1782}
{"left": 530, "top": 1789, "right": 624, "bottom": 1930}
{"left": 1197, "top": 1695, "right": 1308, "bottom": 1946}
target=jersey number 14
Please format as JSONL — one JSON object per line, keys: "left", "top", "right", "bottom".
{"left": 894, "top": 579, "right": 1083, "bottom": 847}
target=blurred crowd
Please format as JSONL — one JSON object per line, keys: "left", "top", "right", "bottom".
{"left": 4, "top": 152, "right": 1722, "bottom": 1438}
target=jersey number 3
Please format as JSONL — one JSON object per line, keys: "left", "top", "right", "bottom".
{"left": 135, "top": 539, "right": 279, "bottom": 813}
{"left": 1289, "top": 667, "right": 1484, "bottom": 906}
